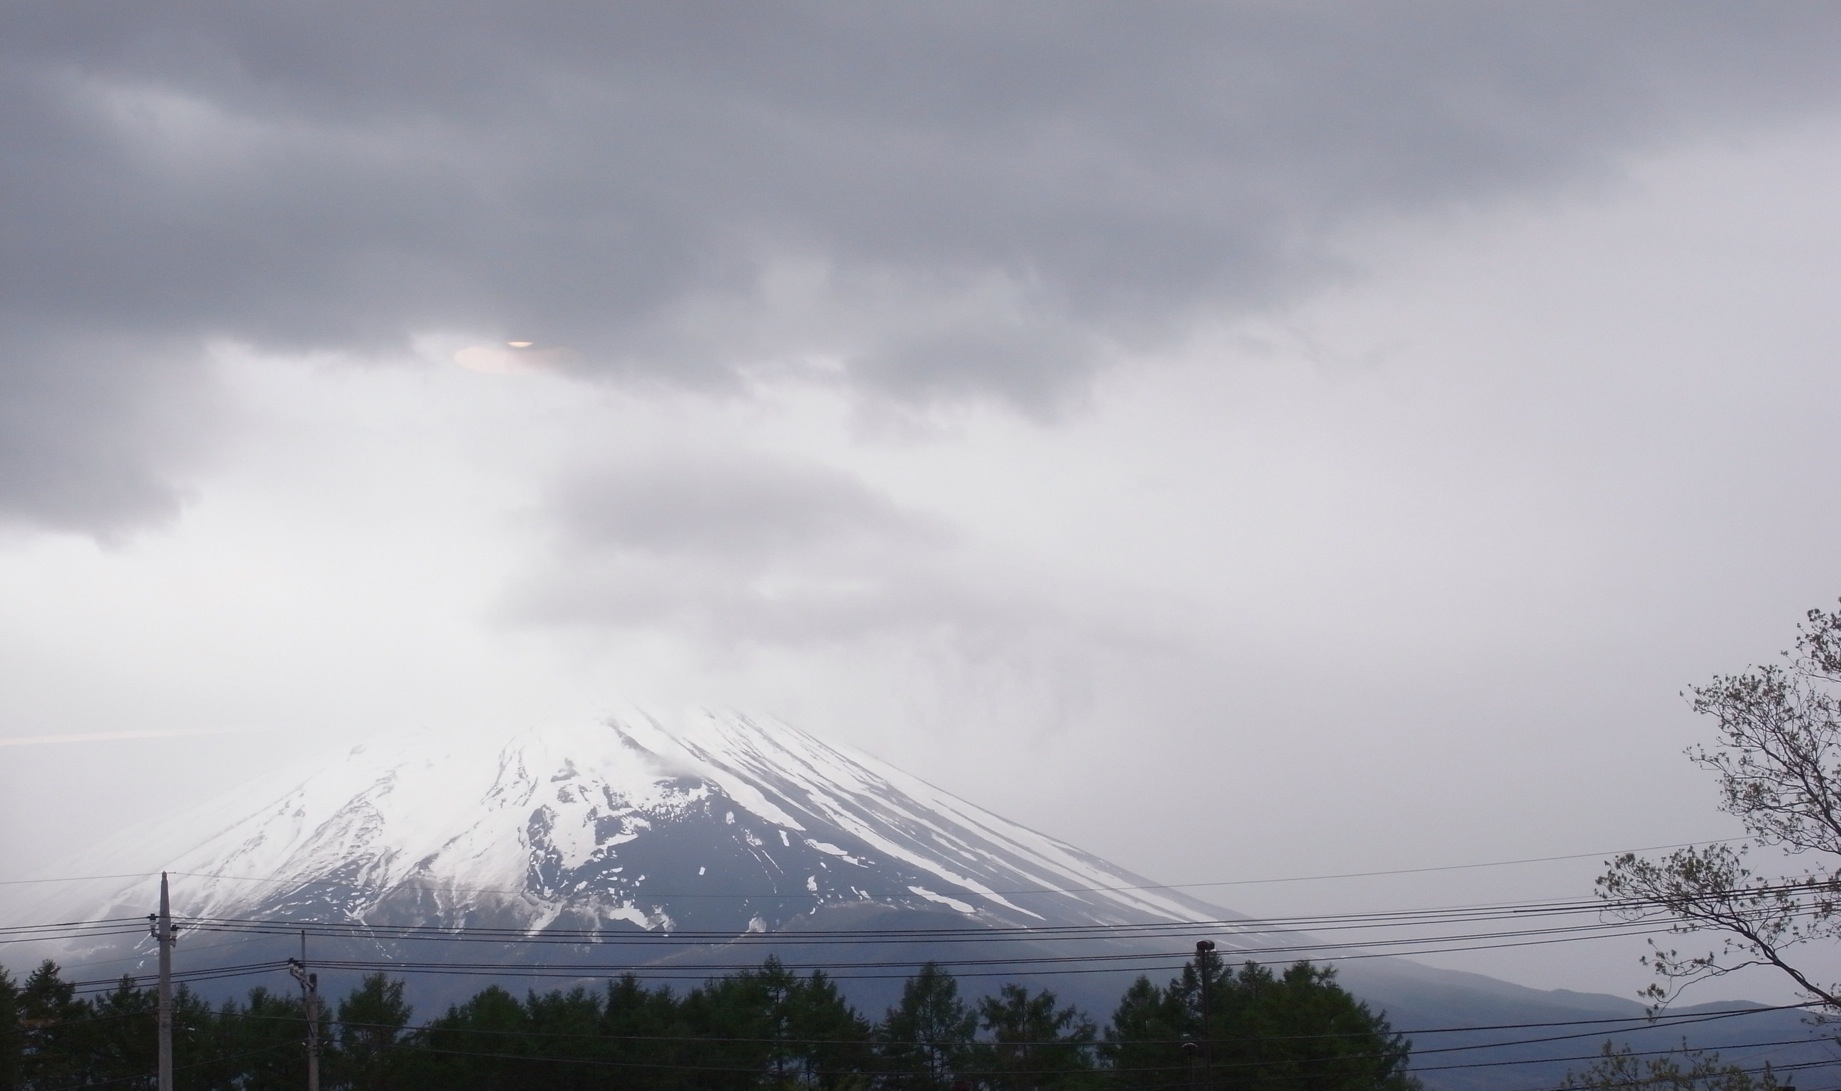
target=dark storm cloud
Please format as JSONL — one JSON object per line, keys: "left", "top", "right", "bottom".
{"left": 4, "top": 2, "right": 1840, "bottom": 532}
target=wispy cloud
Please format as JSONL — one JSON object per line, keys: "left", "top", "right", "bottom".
{"left": 0, "top": 728, "right": 244, "bottom": 748}
{"left": 508, "top": 448, "right": 1071, "bottom": 649}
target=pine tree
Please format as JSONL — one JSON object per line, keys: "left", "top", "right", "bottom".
{"left": 0, "top": 966, "right": 22, "bottom": 1091}
{"left": 19, "top": 961, "right": 87, "bottom": 1091}
{"left": 974, "top": 983, "right": 1098, "bottom": 1089}
{"left": 334, "top": 974, "right": 412, "bottom": 1091}
{"left": 877, "top": 963, "right": 975, "bottom": 1090}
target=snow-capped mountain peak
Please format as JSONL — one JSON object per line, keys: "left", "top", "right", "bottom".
{"left": 63, "top": 710, "right": 1223, "bottom": 937}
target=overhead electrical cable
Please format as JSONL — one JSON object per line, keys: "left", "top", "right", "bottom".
{"left": 30, "top": 947, "right": 1841, "bottom": 1088}
{"left": 0, "top": 872, "right": 155, "bottom": 887}
{"left": 141, "top": 836, "right": 1744, "bottom": 901}
{"left": 215, "top": 995, "right": 1823, "bottom": 1050}
{"left": 33, "top": 1043, "right": 300, "bottom": 1091}
{"left": 252, "top": 927, "right": 1676, "bottom": 982}
{"left": 190, "top": 1013, "right": 1841, "bottom": 1088}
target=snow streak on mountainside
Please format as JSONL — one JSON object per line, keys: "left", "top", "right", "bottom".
{"left": 64, "top": 711, "right": 1229, "bottom": 937}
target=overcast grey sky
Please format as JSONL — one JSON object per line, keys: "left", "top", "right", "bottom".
{"left": 4, "top": 2, "right": 1841, "bottom": 1002}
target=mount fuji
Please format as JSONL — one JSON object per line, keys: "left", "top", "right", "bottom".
{"left": 15, "top": 710, "right": 1840, "bottom": 1091}
{"left": 63, "top": 709, "right": 1224, "bottom": 937}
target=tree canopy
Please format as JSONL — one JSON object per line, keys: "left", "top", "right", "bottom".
{"left": 1563, "top": 1042, "right": 1782, "bottom": 1091}
{"left": 0, "top": 954, "right": 1417, "bottom": 1091}
{"left": 1103, "top": 948, "right": 1419, "bottom": 1091}
{"left": 1599, "top": 602, "right": 1841, "bottom": 1009}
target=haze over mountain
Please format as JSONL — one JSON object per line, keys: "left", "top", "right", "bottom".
{"left": 15, "top": 711, "right": 1841, "bottom": 1091}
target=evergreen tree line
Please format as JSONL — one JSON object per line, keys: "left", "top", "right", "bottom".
{"left": 0, "top": 948, "right": 1418, "bottom": 1091}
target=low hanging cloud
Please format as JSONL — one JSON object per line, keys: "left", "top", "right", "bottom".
{"left": 0, "top": 330, "right": 214, "bottom": 539}
{"left": 549, "top": 455, "right": 948, "bottom": 559}
{"left": 514, "top": 451, "right": 1069, "bottom": 650}
{"left": 4, "top": 4, "right": 1841, "bottom": 534}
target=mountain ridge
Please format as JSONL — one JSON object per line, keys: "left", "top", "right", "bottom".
{"left": 49, "top": 709, "right": 1233, "bottom": 937}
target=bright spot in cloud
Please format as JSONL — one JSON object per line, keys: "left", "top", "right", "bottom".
{"left": 454, "top": 342, "right": 579, "bottom": 375}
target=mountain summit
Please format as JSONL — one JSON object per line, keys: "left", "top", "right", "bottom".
{"left": 77, "top": 710, "right": 1220, "bottom": 937}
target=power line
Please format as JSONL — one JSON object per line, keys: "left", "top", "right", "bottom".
{"left": 142, "top": 885, "right": 1812, "bottom": 948}
{"left": 22, "top": 939, "right": 1840, "bottom": 1089}
{"left": 155, "top": 836, "right": 1745, "bottom": 899}
{"left": 44, "top": 989, "right": 1826, "bottom": 1052}
{"left": 0, "top": 835, "right": 1743, "bottom": 896}
{"left": 0, "top": 872, "right": 152, "bottom": 888}
{"left": 198, "top": 1004, "right": 1841, "bottom": 1087}
{"left": 33, "top": 1043, "right": 300, "bottom": 1091}
{"left": 8, "top": 882, "right": 1813, "bottom": 976}
{"left": 43, "top": 995, "right": 1841, "bottom": 1086}
{"left": 231, "top": 993, "right": 1825, "bottom": 1049}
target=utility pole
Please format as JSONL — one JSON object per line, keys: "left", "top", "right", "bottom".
{"left": 1195, "top": 939, "right": 1216, "bottom": 1091}
{"left": 148, "top": 872, "right": 178, "bottom": 1091}
{"left": 288, "top": 933, "right": 321, "bottom": 1091}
